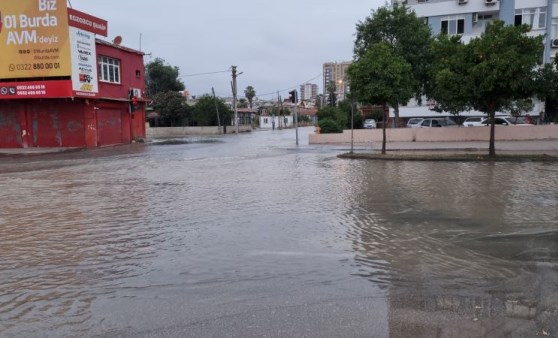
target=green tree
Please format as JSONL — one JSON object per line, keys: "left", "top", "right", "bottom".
{"left": 326, "top": 81, "right": 337, "bottom": 107}
{"left": 244, "top": 86, "right": 256, "bottom": 109}
{"left": 238, "top": 98, "right": 248, "bottom": 109}
{"left": 318, "top": 118, "right": 343, "bottom": 133}
{"left": 145, "top": 58, "right": 185, "bottom": 97}
{"left": 191, "top": 95, "right": 232, "bottom": 126}
{"left": 338, "top": 95, "right": 363, "bottom": 129}
{"left": 316, "top": 105, "right": 352, "bottom": 133}
{"left": 354, "top": 4, "right": 432, "bottom": 127}
{"left": 534, "top": 59, "right": 558, "bottom": 123}
{"left": 429, "top": 34, "right": 473, "bottom": 122}
{"left": 152, "top": 91, "right": 190, "bottom": 127}
{"left": 348, "top": 42, "right": 415, "bottom": 154}
{"left": 429, "top": 21, "right": 544, "bottom": 157}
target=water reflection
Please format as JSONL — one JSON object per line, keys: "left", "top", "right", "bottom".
{"left": 346, "top": 160, "right": 558, "bottom": 336}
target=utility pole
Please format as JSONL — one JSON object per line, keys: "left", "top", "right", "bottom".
{"left": 231, "top": 66, "right": 239, "bottom": 134}
{"left": 294, "top": 98, "right": 298, "bottom": 146}
{"left": 212, "top": 87, "right": 221, "bottom": 134}
{"left": 278, "top": 91, "right": 282, "bottom": 129}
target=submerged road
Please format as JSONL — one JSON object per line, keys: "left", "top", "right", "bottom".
{"left": 0, "top": 127, "right": 557, "bottom": 337}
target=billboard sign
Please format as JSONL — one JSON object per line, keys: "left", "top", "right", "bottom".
{"left": 67, "top": 8, "right": 107, "bottom": 37}
{"left": 69, "top": 27, "right": 98, "bottom": 96}
{"left": 0, "top": 0, "right": 72, "bottom": 79}
{"left": 0, "top": 79, "right": 72, "bottom": 99}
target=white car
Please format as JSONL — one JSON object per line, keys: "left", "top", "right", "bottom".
{"left": 464, "top": 117, "right": 533, "bottom": 127}
{"left": 462, "top": 117, "right": 485, "bottom": 127}
{"left": 363, "top": 119, "right": 377, "bottom": 129}
{"left": 406, "top": 118, "right": 424, "bottom": 128}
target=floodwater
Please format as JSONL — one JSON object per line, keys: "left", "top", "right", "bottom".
{"left": 0, "top": 127, "right": 557, "bottom": 337}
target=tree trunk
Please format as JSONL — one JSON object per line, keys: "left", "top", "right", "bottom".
{"left": 394, "top": 104, "right": 400, "bottom": 128}
{"left": 382, "top": 104, "right": 387, "bottom": 155}
{"left": 488, "top": 99, "right": 496, "bottom": 158}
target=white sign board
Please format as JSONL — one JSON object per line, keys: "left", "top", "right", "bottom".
{"left": 69, "top": 26, "right": 98, "bottom": 96}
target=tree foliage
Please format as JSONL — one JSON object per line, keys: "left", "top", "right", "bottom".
{"left": 191, "top": 95, "right": 232, "bottom": 126}
{"left": 338, "top": 95, "right": 363, "bottom": 130}
{"left": 326, "top": 81, "right": 337, "bottom": 107}
{"left": 152, "top": 91, "right": 190, "bottom": 127}
{"left": 238, "top": 98, "right": 248, "bottom": 109}
{"left": 318, "top": 118, "right": 343, "bottom": 133}
{"left": 429, "top": 21, "right": 545, "bottom": 157}
{"left": 244, "top": 86, "right": 256, "bottom": 109}
{"left": 354, "top": 4, "right": 432, "bottom": 125}
{"left": 348, "top": 42, "right": 415, "bottom": 154}
{"left": 145, "top": 58, "right": 187, "bottom": 126}
{"left": 145, "top": 58, "right": 185, "bottom": 97}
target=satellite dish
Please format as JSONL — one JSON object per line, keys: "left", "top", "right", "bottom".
{"left": 112, "top": 36, "right": 122, "bottom": 45}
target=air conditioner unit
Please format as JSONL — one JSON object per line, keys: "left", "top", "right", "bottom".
{"left": 472, "top": 13, "right": 478, "bottom": 23}
{"left": 130, "top": 88, "right": 142, "bottom": 98}
{"left": 485, "top": 0, "right": 496, "bottom": 5}
{"left": 552, "top": 39, "right": 558, "bottom": 48}
{"left": 458, "top": 0, "right": 468, "bottom": 4}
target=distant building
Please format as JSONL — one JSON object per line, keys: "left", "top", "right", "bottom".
{"left": 323, "top": 61, "right": 351, "bottom": 101}
{"left": 300, "top": 83, "right": 319, "bottom": 102}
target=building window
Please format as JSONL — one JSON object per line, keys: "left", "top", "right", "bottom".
{"left": 552, "top": 19, "right": 558, "bottom": 39}
{"left": 515, "top": 7, "right": 546, "bottom": 30}
{"left": 441, "top": 16, "right": 465, "bottom": 35}
{"left": 99, "top": 56, "right": 121, "bottom": 84}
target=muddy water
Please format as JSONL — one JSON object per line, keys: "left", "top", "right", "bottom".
{"left": 0, "top": 127, "right": 557, "bottom": 337}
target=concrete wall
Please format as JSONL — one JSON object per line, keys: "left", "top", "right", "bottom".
{"left": 146, "top": 125, "right": 252, "bottom": 138}
{"left": 309, "top": 125, "right": 558, "bottom": 144}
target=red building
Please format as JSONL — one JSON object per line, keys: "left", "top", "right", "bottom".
{"left": 0, "top": 1, "right": 146, "bottom": 148}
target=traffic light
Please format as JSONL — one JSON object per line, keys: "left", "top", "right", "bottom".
{"left": 289, "top": 90, "right": 297, "bottom": 103}
{"left": 129, "top": 89, "right": 138, "bottom": 112}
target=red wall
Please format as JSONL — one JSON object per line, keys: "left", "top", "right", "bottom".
{"left": 0, "top": 100, "right": 85, "bottom": 147}
{"left": 0, "top": 41, "right": 146, "bottom": 149}
{"left": 96, "top": 43, "right": 146, "bottom": 100}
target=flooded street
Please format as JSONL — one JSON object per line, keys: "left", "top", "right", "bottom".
{"left": 1, "top": 127, "right": 557, "bottom": 337}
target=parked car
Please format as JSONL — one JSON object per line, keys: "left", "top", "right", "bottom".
{"left": 363, "top": 119, "right": 377, "bottom": 129}
{"left": 462, "top": 117, "right": 485, "bottom": 127}
{"left": 464, "top": 116, "right": 533, "bottom": 127}
{"left": 419, "top": 118, "right": 458, "bottom": 128}
{"left": 406, "top": 118, "right": 424, "bottom": 128}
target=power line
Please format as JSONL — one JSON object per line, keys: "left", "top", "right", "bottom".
{"left": 179, "top": 69, "right": 230, "bottom": 78}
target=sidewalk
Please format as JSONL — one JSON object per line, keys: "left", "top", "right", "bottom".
{"left": 0, "top": 147, "right": 81, "bottom": 156}
{"left": 343, "top": 140, "right": 558, "bottom": 156}
{"left": 364, "top": 140, "right": 558, "bottom": 155}
{"left": 1, "top": 140, "right": 557, "bottom": 157}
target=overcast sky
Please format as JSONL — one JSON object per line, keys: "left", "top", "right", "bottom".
{"left": 70, "top": 0, "right": 385, "bottom": 100}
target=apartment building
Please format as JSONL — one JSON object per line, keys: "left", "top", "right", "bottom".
{"left": 300, "top": 83, "right": 319, "bottom": 102}
{"left": 383, "top": 0, "right": 549, "bottom": 123}
{"left": 398, "top": 0, "right": 555, "bottom": 63}
{"left": 323, "top": 61, "right": 351, "bottom": 101}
